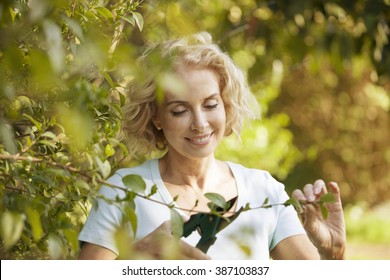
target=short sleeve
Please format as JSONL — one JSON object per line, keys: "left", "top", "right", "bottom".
{"left": 78, "top": 175, "right": 127, "bottom": 255}
{"left": 269, "top": 180, "right": 306, "bottom": 250}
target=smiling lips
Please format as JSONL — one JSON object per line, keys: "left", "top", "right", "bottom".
{"left": 186, "top": 133, "right": 213, "bottom": 145}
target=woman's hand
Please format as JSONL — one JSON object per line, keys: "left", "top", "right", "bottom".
{"left": 292, "top": 180, "right": 346, "bottom": 259}
{"left": 133, "top": 221, "right": 210, "bottom": 260}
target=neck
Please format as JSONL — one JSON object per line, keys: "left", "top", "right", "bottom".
{"left": 158, "top": 152, "right": 217, "bottom": 193}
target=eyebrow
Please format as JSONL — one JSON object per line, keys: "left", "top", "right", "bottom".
{"left": 166, "top": 93, "right": 220, "bottom": 106}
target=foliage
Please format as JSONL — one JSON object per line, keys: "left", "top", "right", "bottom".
{"left": 0, "top": 0, "right": 389, "bottom": 259}
{"left": 274, "top": 60, "right": 390, "bottom": 206}
{"left": 0, "top": 0, "right": 142, "bottom": 259}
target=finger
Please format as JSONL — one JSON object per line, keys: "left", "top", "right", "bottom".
{"left": 303, "top": 184, "right": 315, "bottom": 202}
{"left": 328, "top": 182, "right": 341, "bottom": 201}
{"left": 292, "top": 189, "right": 305, "bottom": 201}
{"left": 313, "top": 179, "right": 326, "bottom": 197}
{"left": 327, "top": 182, "right": 344, "bottom": 212}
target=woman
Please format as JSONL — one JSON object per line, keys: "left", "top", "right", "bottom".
{"left": 78, "top": 32, "right": 346, "bottom": 260}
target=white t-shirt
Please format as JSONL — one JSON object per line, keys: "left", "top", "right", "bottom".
{"left": 78, "top": 159, "right": 306, "bottom": 259}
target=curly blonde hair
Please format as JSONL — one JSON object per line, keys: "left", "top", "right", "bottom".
{"left": 121, "top": 32, "right": 259, "bottom": 157}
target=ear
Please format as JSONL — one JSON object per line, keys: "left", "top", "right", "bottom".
{"left": 151, "top": 103, "right": 162, "bottom": 130}
{"left": 152, "top": 117, "right": 162, "bottom": 131}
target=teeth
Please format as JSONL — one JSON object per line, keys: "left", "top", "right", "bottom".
{"left": 189, "top": 134, "right": 210, "bottom": 144}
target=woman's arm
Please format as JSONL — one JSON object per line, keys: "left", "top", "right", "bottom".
{"left": 78, "top": 243, "right": 117, "bottom": 260}
{"left": 78, "top": 221, "right": 210, "bottom": 260}
{"left": 270, "top": 234, "right": 320, "bottom": 260}
{"left": 132, "top": 221, "right": 210, "bottom": 260}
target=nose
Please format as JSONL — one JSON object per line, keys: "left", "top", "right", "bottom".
{"left": 191, "top": 111, "right": 208, "bottom": 132}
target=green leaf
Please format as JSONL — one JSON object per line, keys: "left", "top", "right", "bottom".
{"left": 283, "top": 198, "right": 296, "bottom": 207}
{"left": 284, "top": 198, "right": 303, "bottom": 213}
{"left": 48, "top": 234, "right": 63, "bottom": 259}
{"left": 63, "top": 229, "right": 79, "bottom": 252}
{"left": 26, "top": 208, "right": 43, "bottom": 242}
{"left": 74, "top": 179, "right": 90, "bottom": 191}
{"left": 117, "top": 142, "right": 129, "bottom": 156}
{"left": 114, "top": 224, "right": 133, "bottom": 259}
{"left": 320, "top": 204, "right": 329, "bottom": 219}
{"left": 0, "top": 211, "right": 25, "bottom": 250}
{"left": 204, "top": 192, "right": 227, "bottom": 210}
{"left": 9, "top": 7, "right": 16, "bottom": 22}
{"left": 119, "top": 15, "right": 135, "bottom": 26}
{"left": 132, "top": 12, "right": 144, "bottom": 31}
{"left": 95, "top": 7, "right": 113, "bottom": 20}
{"left": 105, "top": 144, "right": 115, "bottom": 157}
{"left": 319, "top": 193, "right": 336, "bottom": 204}
{"left": 111, "top": 103, "right": 124, "bottom": 118}
{"left": 40, "top": 131, "right": 57, "bottom": 139}
{"left": 23, "top": 113, "right": 42, "bottom": 130}
{"left": 57, "top": 105, "right": 93, "bottom": 150}
{"left": 42, "top": 20, "right": 65, "bottom": 73}
{"left": 0, "top": 122, "right": 17, "bottom": 154}
{"left": 102, "top": 71, "right": 115, "bottom": 88}
{"left": 170, "top": 209, "right": 183, "bottom": 238}
{"left": 147, "top": 185, "right": 158, "bottom": 198}
{"left": 115, "top": 87, "right": 126, "bottom": 107}
{"left": 122, "top": 191, "right": 136, "bottom": 204}
{"left": 38, "top": 139, "right": 57, "bottom": 148}
{"left": 95, "top": 157, "right": 111, "bottom": 178}
{"left": 123, "top": 204, "right": 137, "bottom": 236}
{"left": 47, "top": 168, "right": 70, "bottom": 178}
{"left": 122, "top": 174, "right": 146, "bottom": 193}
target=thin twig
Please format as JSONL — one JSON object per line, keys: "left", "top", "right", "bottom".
{"left": 0, "top": 153, "right": 300, "bottom": 216}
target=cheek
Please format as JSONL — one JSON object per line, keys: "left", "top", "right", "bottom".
{"left": 163, "top": 116, "right": 189, "bottom": 133}
{"left": 218, "top": 116, "right": 227, "bottom": 133}
{"left": 216, "top": 107, "right": 227, "bottom": 127}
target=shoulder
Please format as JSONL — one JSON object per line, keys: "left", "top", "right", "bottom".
{"left": 227, "top": 161, "right": 277, "bottom": 184}
{"left": 114, "top": 160, "right": 153, "bottom": 179}
{"left": 227, "top": 161, "right": 286, "bottom": 200}
{"left": 99, "top": 159, "right": 155, "bottom": 198}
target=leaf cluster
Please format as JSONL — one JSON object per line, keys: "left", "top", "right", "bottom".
{"left": 0, "top": 0, "right": 144, "bottom": 259}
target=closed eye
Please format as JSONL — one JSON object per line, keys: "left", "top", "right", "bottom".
{"left": 205, "top": 103, "right": 219, "bottom": 110}
{"left": 171, "top": 110, "right": 187, "bottom": 116}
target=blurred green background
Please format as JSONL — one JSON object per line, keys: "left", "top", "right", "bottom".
{"left": 0, "top": 0, "right": 389, "bottom": 259}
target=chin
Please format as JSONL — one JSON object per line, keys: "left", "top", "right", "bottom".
{"left": 179, "top": 149, "right": 214, "bottom": 160}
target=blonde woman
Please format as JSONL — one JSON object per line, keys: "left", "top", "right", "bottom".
{"left": 78, "top": 32, "right": 346, "bottom": 260}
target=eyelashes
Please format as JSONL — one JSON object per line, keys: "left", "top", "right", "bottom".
{"left": 205, "top": 104, "right": 219, "bottom": 110}
{"left": 171, "top": 103, "right": 220, "bottom": 117}
{"left": 171, "top": 110, "right": 186, "bottom": 116}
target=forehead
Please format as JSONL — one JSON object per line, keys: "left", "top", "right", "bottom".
{"left": 163, "top": 64, "right": 221, "bottom": 101}
{"left": 175, "top": 63, "right": 217, "bottom": 79}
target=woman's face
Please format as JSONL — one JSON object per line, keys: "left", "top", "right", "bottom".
{"left": 155, "top": 64, "right": 226, "bottom": 160}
